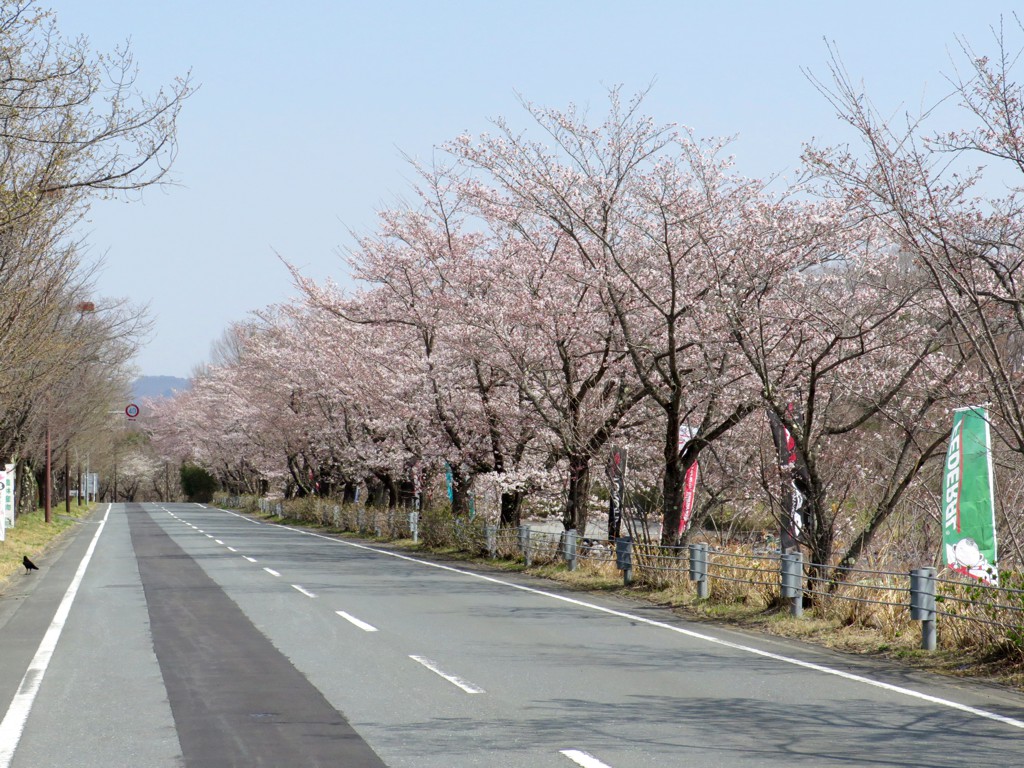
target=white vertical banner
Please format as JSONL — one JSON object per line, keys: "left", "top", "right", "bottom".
{"left": 4, "top": 465, "right": 14, "bottom": 527}
{"left": 0, "top": 464, "right": 14, "bottom": 533}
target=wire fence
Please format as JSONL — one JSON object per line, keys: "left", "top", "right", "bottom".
{"left": 219, "top": 495, "right": 1024, "bottom": 655}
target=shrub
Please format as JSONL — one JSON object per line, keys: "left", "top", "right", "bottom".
{"left": 180, "top": 464, "right": 217, "bottom": 503}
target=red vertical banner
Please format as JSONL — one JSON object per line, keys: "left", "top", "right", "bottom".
{"left": 678, "top": 425, "right": 699, "bottom": 536}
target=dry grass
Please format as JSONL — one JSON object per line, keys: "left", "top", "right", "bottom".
{"left": 0, "top": 503, "right": 94, "bottom": 590}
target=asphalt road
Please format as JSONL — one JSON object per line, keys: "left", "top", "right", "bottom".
{"left": 2, "top": 502, "right": 1024, "bottom": 767}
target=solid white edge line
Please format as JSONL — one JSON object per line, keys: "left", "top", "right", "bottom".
{"left": 263, "top": 567, "right": 280, "bottom": 577}
{"left": 231, "top": 513, "right": 1024, "bottom": 731}
{"left": 291, "top": 584, "right": 316, "bottom": 598}
{"left": 0, "top": 504, "right": 112, "bottom": 768}
{"left": 561, "top": 749, "right": 613, "bottom": 768}
{"left": 336, "top": 611, "right": 378, "bottom": 632}
{"left": 409, "top": 655, "right": 484, "bottom": 694}
{"left": 222, "top": 509, "right": 261, "bottom": 525}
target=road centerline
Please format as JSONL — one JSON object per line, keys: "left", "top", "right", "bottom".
{"left": 335, "top": 611, "right": 378, "bottom": 632}
{"left": 409, "top": 655, "right": 484, "bottom": 694}
{"left": 561, "top": 750, "right": 613, "bottom": 768}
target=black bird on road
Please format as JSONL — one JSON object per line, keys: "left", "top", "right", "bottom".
{"left": 23, "top": 555, "right": 38, "bottom": 573}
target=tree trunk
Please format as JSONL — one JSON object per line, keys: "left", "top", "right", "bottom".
{"left": 500, "top": 489, "right": 524, "bottom": 528}
{"left": 562, "top": 454, "right": 591, "bottom": 534}
{"left": 387, "top": 475, "right": 400, "bottom": 509}
{"left": 342, "top": 481, "right": 359, "bottom": 505}
{"left": 366, "top": 475, "right": 389, "bottom": 508}
{"left": 661, "top": 413, "right": 684, "bottom": 546}
{"left": 450, "top": 466, "right": 474, "bottom": 516}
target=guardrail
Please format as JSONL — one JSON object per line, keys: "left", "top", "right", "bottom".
{"left": 217, "top": 496, "right": 1023, "bottom": 653}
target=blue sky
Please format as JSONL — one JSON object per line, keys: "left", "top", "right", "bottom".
{"left": 44, "top": 1, "right": 1022, "bottom": 377}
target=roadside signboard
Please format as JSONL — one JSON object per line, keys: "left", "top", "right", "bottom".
{"left": 0, "top": 464, "right": 14, "bottom": 540}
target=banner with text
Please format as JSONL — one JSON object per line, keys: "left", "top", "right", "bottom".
{"left": 942, "top": 406, "right": 999, "bottom": 585}
{"left": 768, "top": 409, "right": 806, "bottom": 553}
{"left": 0, "top": 465, "right": 13, "bottom": 541}
{"left": 607, "top": 447, "right": 627, "bottom": 540}
{"left": 1, "top": 464, "right": 14, "bottom": 529}
{"left": 678, "top": 425, "right": 700, "bottom": 536}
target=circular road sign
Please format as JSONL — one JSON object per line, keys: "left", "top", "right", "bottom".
{"left": 125, "top": 403, "right": 140, "bottom": 420}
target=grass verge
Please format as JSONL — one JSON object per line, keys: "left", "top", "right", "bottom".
{"left": 0, "top": 503, "right": 95, "bottom": 590}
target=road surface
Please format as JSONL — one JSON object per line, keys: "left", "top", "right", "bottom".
{"left": 1, "top": 502, "right": 1023, "bottom": 767}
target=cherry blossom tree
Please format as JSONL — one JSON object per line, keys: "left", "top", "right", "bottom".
{"left": 452, "top": 215, "right": 648, "bottom": 533}
{"left": 292, "top": 174, "right": 543, "bottom": 518}
{"left": 804, "top": 27, "right": 1024, "bottom": 461}
{"left": 722, "top": 223, "right": 977, "bottom": 575}
{"left": 448, "top": 90, "right": 825, "bottom": 544}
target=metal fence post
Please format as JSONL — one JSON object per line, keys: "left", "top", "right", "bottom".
{"left": 519, "top": 524, "right": 531, "bottom": 566}
{"left": 356, "top": 509, "right": 364, "bottom": 532}
{"left": 616, "top": 537, "right": 634, "bottom": 585}
{"left": 333, "top": 505, "right": 340, "bottom": 528}
{"left": 910, "top": 567, "right": 937, "bottom": 651}
{"left": 408, "top": 510, "right": 419, "bottom": 543}
{"left": 485, "top": 523, "right": 497, "bottom": 558}
{"left": 563, "top": 529, "right": 578, "bottom": 571}
{"left": 689, "top": 542, "right": 709, "bottom": 599}
{"left": 781, "top": 552, "right": 804, "bottom": 617}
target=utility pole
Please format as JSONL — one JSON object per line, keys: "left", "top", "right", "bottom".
{"left": 64, "top": 449, "right": 70, "bottom": 513}
{"left": 45, "top": 423, "right": 51, "bottom": 523}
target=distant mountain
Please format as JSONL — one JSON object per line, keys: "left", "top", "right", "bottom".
{"left": 133, "top": 375, "right": 190, "bottom": 401}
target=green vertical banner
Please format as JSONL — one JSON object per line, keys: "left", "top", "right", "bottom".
{"left": 941, "top": 406, "right": 999, "bottom": 585}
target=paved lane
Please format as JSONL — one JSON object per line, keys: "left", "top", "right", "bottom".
{"left": 0, "top": 506, "right": 180, "bottom": 768}
{"left": 128, "top": 506, "right": 385, "bottom": 767}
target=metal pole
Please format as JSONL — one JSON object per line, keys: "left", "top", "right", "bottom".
{"left": 44, "top": 423, "right": 51, "bottom": 522}
{"left": 563, "top": 529, "right": 578, "bottom": 571}
{"left": 781, "top": 552, "right": 804, "bottom": 617}
{"left": 519, "top": 524, "right": 531, "bottom": 566}
{"left": 693, "top": 543, "right": 710, "bottom": 599}
{"left": 616, "top": 537, "right": 634, "bottom": 585}
{"left": 64, "top": 449, "right": 70, "bottom": 513}
{"left": 910, "top": 567, "right": 937, "bottom": 651}
{"left": 485, "top": 524, "right": 497, "bottom": 558}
